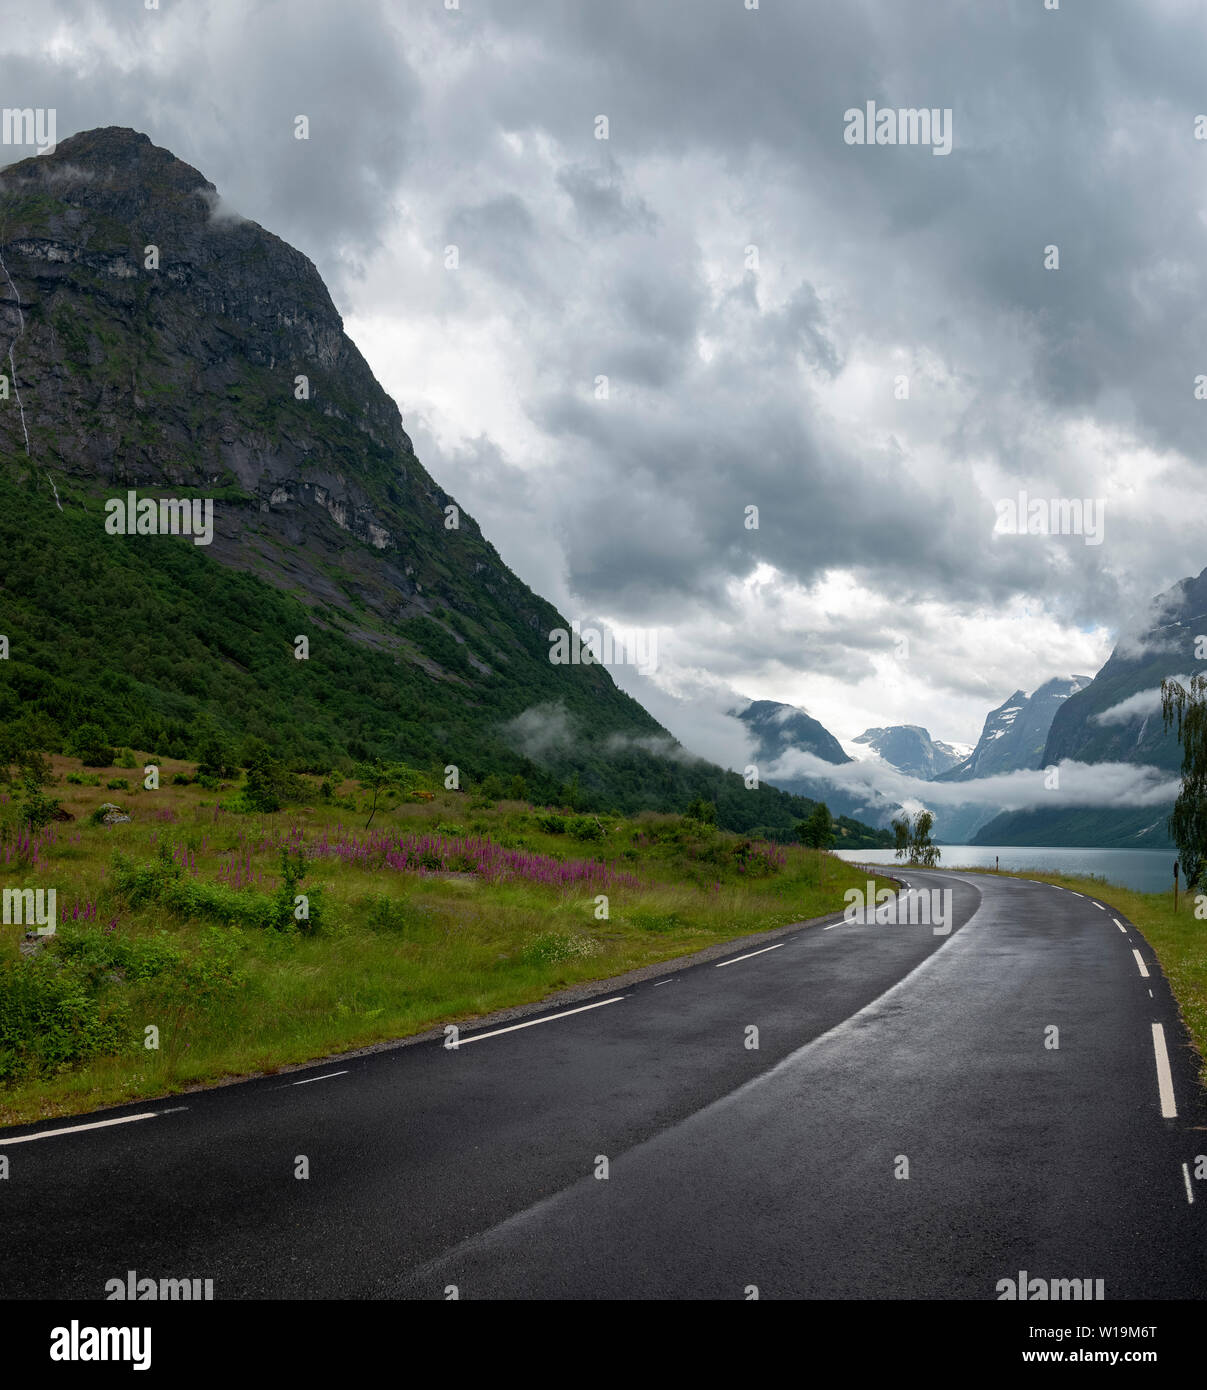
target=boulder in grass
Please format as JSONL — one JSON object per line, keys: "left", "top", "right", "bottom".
{"left": 91, "top": 801, "right": 131, "bottom": 827}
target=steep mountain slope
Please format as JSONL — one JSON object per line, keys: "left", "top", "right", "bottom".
{"left": 936, "top": 677, "right": 1093, "bottom": 782}
{"left": 0, "top": 126, "right": 889, "bottom": 840}
{"left": 848, "top": 725, "right": 969, "bottom": 779}
{"left": 971, "top": 574, "right": 1207, "bottom": 848}
{"left": 735, "top": 699, "right": 851, "bottom": 768}
{"left": 1041, "top": 569, "right": 1207, "bottom": 770}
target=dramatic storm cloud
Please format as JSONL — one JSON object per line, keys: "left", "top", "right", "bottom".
{"left": 7, "top": 0, "right": 1207, "bottom": 759}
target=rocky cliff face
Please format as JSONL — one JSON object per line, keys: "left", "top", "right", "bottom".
{"left": 0, "top": 127, "right": 895, "bottom": 839}
{"left": 937, "top": 677, "right": 1093, "bottom": 782}
{"left": 1041, "top": 569, "right": 1207, "bottom": 772}
{"left": 0, "top": 127, "right": 656, "bottom": 736}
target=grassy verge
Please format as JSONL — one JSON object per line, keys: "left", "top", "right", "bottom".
{"left": 0, "top": 756, "right": 888, "bottom": 1126}
{"left": 956, "top": 866, "right": 1207, "bottom": 1087}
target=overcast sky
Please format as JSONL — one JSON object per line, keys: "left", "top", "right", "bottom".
{"left": 5, "top": 0, "right": 1206, "bottom": 769}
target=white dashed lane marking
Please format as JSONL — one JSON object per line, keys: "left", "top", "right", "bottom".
{"left": 715, "top": 943, "right": 784, "bottom": 969}
{"left": 0, "top": 1112, "right": 162, "bottom": 1146}
{"left": 1151, "top": 1023, "right": 1178, "bottom": 1119}
{"left": 292, "top": 1070, "right": 349, "bottom": 1086}
{"left": 456, "top": 996, "right": 627, "bottom": 1046}
{"left": 1132, "top": 950, "right": 1151, "bottom": 979}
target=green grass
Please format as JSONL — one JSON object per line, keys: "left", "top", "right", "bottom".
{"left": 0, "top": 757, "right": 889, "bottom": 1125}
{"left": 956, "top": 866, "right": 1207, "bottom": 1087}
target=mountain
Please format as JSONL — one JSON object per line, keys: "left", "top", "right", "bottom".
{"left": 970, "top": 573, "right": 1207, "bottom": 848}
{"left": 848, "top": 725, "right": 970, "bottom": 779}
{"left": 1040, "top": 569, "right": 1207, "bottom": 771}
{"left": 937, "top": 677, "right": 1094, "bottom": 782}
{"left": 0, "top": 126, "right": 891, "bottom": 843}
{"left": 735, "top": 699, "right": 851, "bottom": 767}
{"left": 730, "top": 698, "right": 904, "bottom": 830}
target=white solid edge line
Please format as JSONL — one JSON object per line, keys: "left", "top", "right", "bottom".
{"left": 715, "top": 942, "right": 784, "bottom": 968}
{"left": 456, "top": 995, "right": 626, "bottom": 1045}
{"left": 1183, "top": 1163, "right": 1195, "bottom": 1205}
{"left": 1132, "top": 949, "right": 1150, "bottom": 979}
{"left": 1151, "top": 1023, "right": 1178, "bottom": 1118}
{"left": 0, "top": 1112, "right": 160, "bottom": 1146}
{"left": 293, "top": 1070, "right": 349, "bottom": 1086}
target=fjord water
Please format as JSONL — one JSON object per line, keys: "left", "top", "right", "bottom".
{"left": 834, "top": 845, "right": 1178, "bottom": 895}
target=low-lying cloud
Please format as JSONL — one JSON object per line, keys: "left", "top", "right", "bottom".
{"left": 765, "top": 748, "right": 1179, "bottom": 813}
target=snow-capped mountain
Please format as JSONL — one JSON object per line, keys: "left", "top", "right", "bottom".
{"left": 846, "top": 726, "right": 972, "bottom": 779}
{"left": 936, "top": 677, "right": 1094, "bottom": 782}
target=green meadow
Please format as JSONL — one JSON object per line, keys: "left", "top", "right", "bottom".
{"left": 0, "top": 756, "right": 889, "bottom": 1126}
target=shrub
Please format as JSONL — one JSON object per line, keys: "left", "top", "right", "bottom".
{"left": 239, "top": 749, "right": 304, "bottom": 813}
{"left": 17, "top": 771, "right": 61, "bottom": 832}
{"left": 0, "top": 955, "right": 130, "bottom": 1081}
{"left": 567, "top": 815, "right": 605, "bottom": 842}
{"left": 107, "top": 778, "right": 130, "bottom": 791}
{"left": 57, "top": 928, "right": 184, "bottom": 985}
{"left": 363, "top": 892, "right": 414, "bottom": 933}
{"left": 536, "top": 813, "right": 566, "bottom": 834}
{"left": 110, "top": 847, "right": 325, "bottom": 934}
{"left": 68, "top": 723, "right": 115, "bottom": 767}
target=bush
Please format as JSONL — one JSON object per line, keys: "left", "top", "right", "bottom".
{"left": 57, "top": 928, "right": 184, "bottom": 985}
{"left": 196, "top": 737, "right": 237, "bottom": 781}
{"left": 68, "top": 723, "right": 115, "bottom": 767}
{"left": 536, "top": 813, "right": 566, "bottom": 834}
{"left": 567, "top": 815, "right": 605, "bottom": 842}
{"left": 110, "top": 847, "right": 325, "bottom": 934}
{"left": 363, "top": 892, "right": 416, "bottom": 933}
{"left": 0, "top": 955, "right": 130, "bottom": 1081}
{"left": 107, "top": 777, "right": 130, "bottom": 791}
{"left": 17, "top": 771, "right": 61, "bottom": 832}
{"left": 240, "top": 749, "right": 304, "bottom": 813}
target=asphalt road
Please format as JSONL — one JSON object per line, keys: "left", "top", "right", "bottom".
{"left": 2, "top": 870, "right": 1203, "bottom": 1300}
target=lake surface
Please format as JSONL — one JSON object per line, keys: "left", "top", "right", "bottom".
{"left": 833, "top": 845, "right": 1180, "bottom": 895}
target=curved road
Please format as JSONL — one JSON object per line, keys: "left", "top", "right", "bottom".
{"left": 1, "top": 870, "right": 1203, "bottom": 1300}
